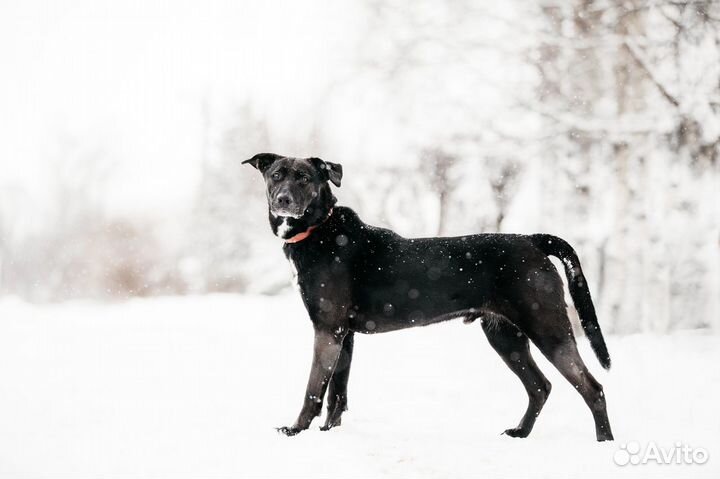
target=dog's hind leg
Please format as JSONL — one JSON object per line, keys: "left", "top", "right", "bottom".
{"left": 523, "top": 309, "right": 614, "bottom": 442}
{"left": 321, "top": 332, "right": 354, "bottom": 431}
{"left": 482, "top": 316, "right": 551, "bottom": 438}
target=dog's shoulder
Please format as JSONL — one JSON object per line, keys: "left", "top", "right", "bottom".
{"left": 333, "top": 206, "right": 373, "bottom": 227}
{"left": 332, "top": 206, "right": 402, "bottom": 243}
{"left": 331, "top": 206, "right": 368, "bottom": 235}
{"left": 332, "top": 206, "right": 360, "bottom": 223}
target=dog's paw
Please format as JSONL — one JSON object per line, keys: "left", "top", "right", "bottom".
{"left": 276, "top": 426, "right": 303, "bottom": 436}
{"left": 502, "top": 427, "right": 530, "bottom": 438}
{"left": 319, "top": 418, "right": 341, "bottom": 431}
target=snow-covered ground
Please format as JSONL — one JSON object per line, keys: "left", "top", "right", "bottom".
{"left": 0, "top": 294, "right": 717, "bottom": 478}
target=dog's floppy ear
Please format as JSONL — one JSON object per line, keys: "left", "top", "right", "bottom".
{"left": 243, "top": 153, "right": 282, "bottom": 172}
{"left": 326, "top": 161, "right": 343, "bottom": 187}
{"left": 309, "top": 157, "right": 343, "bottom": 187}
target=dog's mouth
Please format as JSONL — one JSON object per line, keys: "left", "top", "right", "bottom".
{"left": 271, "top": 206, "right": 304, "bottom": 219}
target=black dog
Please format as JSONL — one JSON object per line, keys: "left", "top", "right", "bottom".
{"left": 243, "top": 153, "right": 614, "bottom": 442}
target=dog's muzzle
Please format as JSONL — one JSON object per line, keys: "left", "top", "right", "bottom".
{"left": 272, "top": 207, "right": 303, "bottom": 219}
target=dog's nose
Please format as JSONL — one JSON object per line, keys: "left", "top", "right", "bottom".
{"left": 276, "top": 194, "right": 291, "bottom": 207}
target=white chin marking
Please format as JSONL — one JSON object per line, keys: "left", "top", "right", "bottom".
{"left": 273, "top": 210, "right": 302, "bottom": 219}
{"left": 276, "top": 218, "right": 292, "bottom": 239}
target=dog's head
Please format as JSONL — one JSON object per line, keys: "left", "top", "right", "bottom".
{"left": 243, "top": 153, "right": 343, "bottom": 238}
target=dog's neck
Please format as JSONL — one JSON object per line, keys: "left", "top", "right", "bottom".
{"left": 284, "top": 208, "right": 333, "bottom": 244}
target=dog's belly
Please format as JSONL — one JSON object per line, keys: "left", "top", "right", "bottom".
{"left": 348, "top": 307, "right": 481, "bottom": 333}
{"left": 348, "top": 275, "right": 491, "bottom": 334}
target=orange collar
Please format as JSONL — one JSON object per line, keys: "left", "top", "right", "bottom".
{"left": 285, "top": 209, "right": 333, "bottom": 244}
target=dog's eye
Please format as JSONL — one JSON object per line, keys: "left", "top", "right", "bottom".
{"left": 271, "top": 172, "right": 282, "bottom": 181}
{"left": 299, "top": 175, "right": 310, "bottom": 184}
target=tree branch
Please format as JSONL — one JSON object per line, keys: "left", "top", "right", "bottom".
{"left": 624, "top": 39, "right": 681, "bottom": 108}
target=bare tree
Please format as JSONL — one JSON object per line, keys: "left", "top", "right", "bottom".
{"left": 528, "top": 0, "right": 719, "bottom": 333}
{"left": 421, "top": 148, "right": 457, "bottom": 235}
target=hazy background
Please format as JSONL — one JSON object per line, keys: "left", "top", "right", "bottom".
{"left": 1, "top": 0, "right": 718, "bottom": 334}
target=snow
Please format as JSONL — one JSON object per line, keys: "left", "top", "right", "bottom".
{"left": 0, "top": 294, "right": 717, "bottom": 478}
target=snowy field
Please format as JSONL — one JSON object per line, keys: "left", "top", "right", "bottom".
{"left": 0, "top": 294, "right": 717, "bottom": 478}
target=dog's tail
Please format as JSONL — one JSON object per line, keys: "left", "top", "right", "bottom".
{"left": 530, "top": 234, "right": 611, "bottom": 370}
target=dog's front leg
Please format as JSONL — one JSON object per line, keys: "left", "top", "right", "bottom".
{"left": 277, "top": 326, "right": 345, "bottom": 436}
{"left": 321, "top": 331, "right": 353, "bottom": 431}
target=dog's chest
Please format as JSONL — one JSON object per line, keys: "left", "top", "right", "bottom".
{"left": 287, "top": 256, "right": 300, "bottom": 289}
{"left": 285, "top": 246, "right": 349, "bottom": 296}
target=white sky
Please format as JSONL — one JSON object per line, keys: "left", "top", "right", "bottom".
{"left": 0, "top": 0, "right": 360, "bottom": 217}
